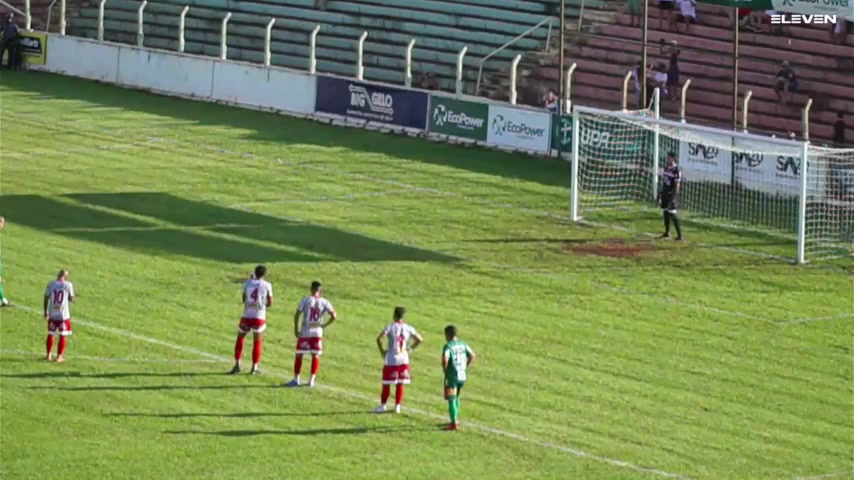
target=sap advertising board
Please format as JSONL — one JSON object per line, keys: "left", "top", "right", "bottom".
{"left": 487, "top": 106, "right": 551, "bottom": 153}
{"left": 315, "top": 76, "right": 429, "bottom": 130}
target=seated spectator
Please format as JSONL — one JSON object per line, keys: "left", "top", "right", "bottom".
{"left": 773, "top": 61, "right": 798, "bottom": 104}
{"left": 0, "top": 13, "right": 19, "bottom": 69}
{"left": 415, "top": 72, "right": 439, "bottom": 91}
{"left": 646, "top": 63, "right": 668, "bottom": 105}
{"left": 736, "top": 8, "right": 760, "bottom": 31}
{"left": 543, "top": 91, "right": 559, "bottom": 112}
{"left": 833, "top": 112, "right": 846, "bottom": 147}
{"left": 313, "top": 0, "right": 329, "bottom": 9}
{"left": 676, "top": 0, "right": 696, "bottom": 33}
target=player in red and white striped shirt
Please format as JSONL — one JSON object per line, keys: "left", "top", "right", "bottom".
{"left": 43, "top": 269, "right": 75, "bottom": 363}
{"left": 285, "top": 281, "right": 336, "bottom": 388}
{"left": 230, "top": 265, "right": 272, "bottom": 375}
{"left": 373, "top": 307, "right": 423, "bottom": 414}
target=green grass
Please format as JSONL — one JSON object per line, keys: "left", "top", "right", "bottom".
{"left": 0, "top": 71, "right": 851, "bottom": 480}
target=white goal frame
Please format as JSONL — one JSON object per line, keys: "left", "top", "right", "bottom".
{"left": 569, "top": 105, "right": 817, "bottom": 263}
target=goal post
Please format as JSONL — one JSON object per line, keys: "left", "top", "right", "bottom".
{"left": 568, "top": 105, "right": 853, "bottom": 263}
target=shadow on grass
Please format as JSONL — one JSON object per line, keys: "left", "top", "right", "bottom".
{"left": 24, "top": 384, "right": 280, "bottom": 391}
{"left": 2, "top": 71, "right": 568, "bottom": 188}
{"left": 108, "top": 410, "right": 367, "bottom": 418}
{"left": 0, "top": 192, "right": 459, "bottom": 264}
{"left": 164, "top": 426, "right": 425, "bottom": 437}
{"left": 1, "top": 371, "right": 228, "bottom": 379}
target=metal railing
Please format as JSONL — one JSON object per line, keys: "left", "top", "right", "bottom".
{"left": 45, "top": 0, "right": 56, "bottom": 32}
{"left": 475, "top": 16, "right": 553, "bottom": 96}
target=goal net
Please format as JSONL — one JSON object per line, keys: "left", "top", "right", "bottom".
{"left": 569, "top": 105, "right": 853, "bottom": 263}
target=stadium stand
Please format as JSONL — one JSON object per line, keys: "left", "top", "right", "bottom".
{"left": 54, "top": 0, "right": 598, "bottom": 92}
{"left": 9, "top": 0, "right": 850, "bottom": 144}
{"left": 517, "top": 3, "right": 853, "bottom": 144}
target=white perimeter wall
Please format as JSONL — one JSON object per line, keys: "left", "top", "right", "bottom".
{"left": 41, "top": 36, "right": 316, "bottom": 115}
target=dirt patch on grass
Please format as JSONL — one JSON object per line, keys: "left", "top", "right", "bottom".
{"left": 562, "top": 238, "right": 656, "bottom": 258}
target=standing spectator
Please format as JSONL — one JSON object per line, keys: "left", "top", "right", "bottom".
{"left": 0, "top": 13, "right": 19, "bottom": 69}
{"left": 664, "top": 40, "right": 680, "bottom": 100}
{"left": 830, "top": 19, "right": 853, "bottom": 45}
{"left": 773, "top": 61, "right": 798, "bottom": 104}
{"left": 833, "top": 112, "right": 846, "bottom": 147}
{"left": 658, "top": 0, "right": 676, "bottom": 31}
{"left": 676, "top": 0, "right": 696, "bottom": 33}
{"left": 627, "top": 0, "right": 642, "bottom": 27}
{"left": 543, "top": 91, "right": 559, "bottom": 113}
{"left": 632, "top": 60, "right": 643, "bottom": 109}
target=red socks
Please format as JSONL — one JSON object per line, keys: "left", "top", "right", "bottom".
{"left": 57, "top": 337, "right": 67, "bottom": 356}
{"left": 46, "top": 336, "right": 54, "bottom": 356}
{"left": 310, "top": 356, "right": 320, "bottom": 375}
{"left": 395, "top": 384, "right": 404, "bottom": 405}
{"left": 251, "top": 340, "right": 262, "bottom": 365}
{"left": 234, "top": 336, "right": 246, "bottom": 361}
{"left": 293, "top": 355, "right": 303, "bottom": 376}
{"left": 381, "top": 385, "right": 391, "bottom": 404}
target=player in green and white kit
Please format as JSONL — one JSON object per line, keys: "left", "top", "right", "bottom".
{"left": 0, "top": 217, "right": 8, "bottom": 307}
{"left": 442, "top": 324, "right": 475, "bottom": 431}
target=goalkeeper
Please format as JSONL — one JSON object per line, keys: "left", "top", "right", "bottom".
{"left": 658, "top": 152, "right": 683, "bottom": 240}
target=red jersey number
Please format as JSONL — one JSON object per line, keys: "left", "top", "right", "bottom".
{"left": 52, "top": 290, "right": 64, "bottom": 305}
{"left": 308, "top": 307, "right": 321, "bottom": 324}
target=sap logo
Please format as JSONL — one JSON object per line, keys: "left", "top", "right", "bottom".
{"left": 776, "top": 156, "right": 800, "bottom": 176}
{"left": 734, "top": 152, "right": 764, "bottom": 168}
{"left": 348, "top": 85, "right": 394, "bottom": 115}
{"left": 688, "top": 143, "right": 720, "bottom": 160}
{"left": 580, "top": 129, "right": 610, "bottom": 148}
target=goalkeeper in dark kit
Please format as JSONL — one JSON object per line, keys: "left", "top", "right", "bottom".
{"left": 658, "top": 152, "right": 683, "bottom": 241}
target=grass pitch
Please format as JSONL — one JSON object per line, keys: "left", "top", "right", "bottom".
{"left": 0, "top": 71, "right": 851, "bottom": 480}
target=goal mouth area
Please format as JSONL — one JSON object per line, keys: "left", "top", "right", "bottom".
{"left": 569, "top": 106, "right": 853, "bottom": 264}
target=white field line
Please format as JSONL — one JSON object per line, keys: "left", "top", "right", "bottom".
{"left": 777, "top": 313, "right": 854, "bottom": 327}
{"left": 9, "top": 304, "right": 692, "bottom": 480}
{"left": 789, "top": 470, "right": 854, "bottom": 480}
{"left": 0, "top": 348, "right": 219, "bottom": 364}
{"left": 7, "top": 115, "right": 845, "bottom": 326}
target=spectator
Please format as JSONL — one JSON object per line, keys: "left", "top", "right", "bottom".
{"left": 830, "top": 19, "right": 853, "bottom": 45}
{"left": 627, "top": 0, "right": 642, "bottom": 27}
{"left": 0, "top": 13, "right": 19, "bottom": 69}
{"left": 313, "top": 0, "right": 329, "bottom": 9}
{"left": 773, "top": 60, "right": 798, "bottom": 104}
{"left": 544, "top": 91, "right": 559, "bottom": 113}
{"left": 658, "top": 0, "right": 676, "bottom": 31}
{"left": 833, "top": 112, "right": 846, "bottom": 146}
{"left": 665, "top": 40, "right": 680, "bottom": 100}
{"left": 675, "top": 0, "right": 696, "bottom": 33}
{"left": 736, "top": 8, "right": 760, "bottom": 31}
{"left": 645, "top": 63, "right": 668, "bottom": 106}
{"left": 632, "top": 60, "right": 643, "bottom": 108}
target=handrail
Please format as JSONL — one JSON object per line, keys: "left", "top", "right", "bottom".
{"left": 0, "top": 0, "right": 25, "bottom": 17}
{"left": 45, "top": 0, "right": 57, "bottom": 32}
{"left": 475, "top": 16, "right": 553, "bottom": 96}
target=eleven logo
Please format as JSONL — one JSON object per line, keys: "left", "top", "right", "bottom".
{"left": 348, "top": 85, "right": 394, "bottom": 115}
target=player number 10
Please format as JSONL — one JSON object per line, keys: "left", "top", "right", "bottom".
{"left": 53, "top": 290, "right": 65, "bottom": 305}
